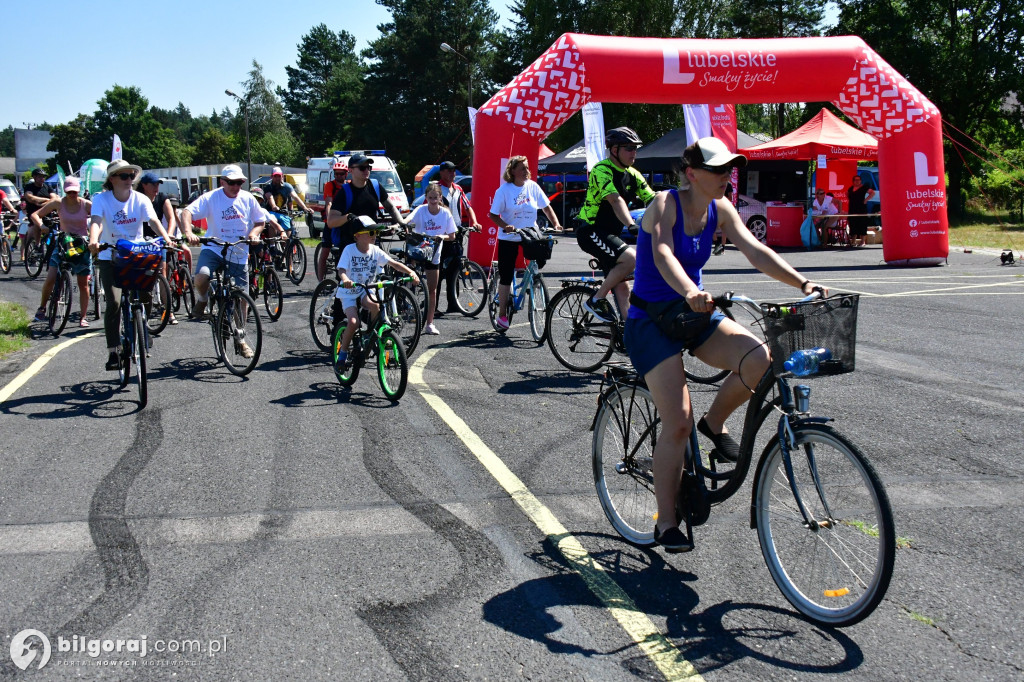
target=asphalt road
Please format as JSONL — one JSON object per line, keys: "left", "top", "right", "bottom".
{"left": 1, "top": 237, "right": 1022, "bottom": 680}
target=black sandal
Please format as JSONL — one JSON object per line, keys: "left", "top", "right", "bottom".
{"left": 654, "top": 525, "right": 693, "bottom": 553}
{"left": 697, "top": 416, "right": 740, "bottom": 463}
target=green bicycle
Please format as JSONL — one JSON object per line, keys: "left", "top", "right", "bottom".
{"left": 331, "top": 277, "right": 416, "bottom": 402}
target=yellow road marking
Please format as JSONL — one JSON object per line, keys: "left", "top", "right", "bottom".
{"left": 0, "top": 332, "right": 101, "bottom": 405}
{"left": 411, "top": 344, "right": 703, "bottom": 681}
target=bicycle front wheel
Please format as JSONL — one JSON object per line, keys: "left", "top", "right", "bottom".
{"left": 147, "top": 274, "right": 171, "bottom": 336}
{"left": 683, "top": 307, "right": 735, "bottom": 385}
{"left": 287, "top": 239, "right": 306, "bottom": 284}
{"left": 313, "top": 242, "right": 326, "bottom": 281}
{"left": 263, "top": 268, "right": 283, "bottom": 321}
{"left": 309, "top": 278, "right": 338, "bottom": 350}
{"left": 48, "top": 270, "right": 73, "bottom": 336}
{"left": 91, "top": 271, "right": 103, "bottom": 320}
{"left": 546, "top": 285, "right": 616, "bottom": 372}
{"left": 376, "top": 329, "right": 408, "bottom": 401}
{"left": 453, "top": 259, "right": 486, "bottom": 317}
{"left": 593, "top": 382, "right": 658, "bottom": 546}
{"left": 24, "top": 238, "right": 44, "bottom": 278}
{"left": 218, "top": 290, "right": 262, "bottom": 376}
{"left": 117, "top": 307, "right": 132, "bottom": 389}
{"left": 134, "top": 307, "right": 148, "bottom": 408}
{"left": 389, "top": 285, "right": 422, "bottom": 356}
{"left": 0, "top": 236, "right": 11, "bottom": 273}
{"left": 754, "top": 423, "right": 895, "bottom": 627}
{"left": 528, "top": 274, "right": 549, "bottom": 343}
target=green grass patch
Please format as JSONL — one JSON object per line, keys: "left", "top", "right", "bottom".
{"left": 842, "top": 519, "right": 913, "bottom": 548}
{"left": 907, "top": 610, "right": 937, "bottom": 628}
{"left": 0, "top": 301, "right": 31, "bottom": 359}
{"left": 948, "top": 208, "right": 1024, "bottom": 251}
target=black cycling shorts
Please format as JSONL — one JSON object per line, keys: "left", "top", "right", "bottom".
{"left": 577, "top": 225, "right": 629, "bottom": 275}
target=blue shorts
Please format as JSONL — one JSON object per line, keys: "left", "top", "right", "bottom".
{"left": 195, "top": 249, "right": 247, "bottom": 290}
{"left": 624, "top": 310, "right": 725, "bottom": 377}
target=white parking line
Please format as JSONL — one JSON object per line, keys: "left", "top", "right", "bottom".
{"left": 410, "top": 343, "right": 704, "bottom": 682}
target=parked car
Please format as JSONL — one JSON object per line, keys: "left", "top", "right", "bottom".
{"left": 0, "top": 179, "right": 21, "bottom": 211}
{"left": 736, "top": 194, "right": 768, "bottom": 243}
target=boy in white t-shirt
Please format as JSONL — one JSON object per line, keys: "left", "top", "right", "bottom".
{"left": 334, "top": 217, "right": 420, "bottom": 367}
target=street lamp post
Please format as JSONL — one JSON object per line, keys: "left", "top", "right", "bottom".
{"left": 440, "top": 42, "right": 473, "bottom": 164}
{"left": 224, "top": 89, "right": 251, "bottom": 186}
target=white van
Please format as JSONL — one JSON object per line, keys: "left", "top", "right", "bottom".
{"left": 306, "top": 150, "right": 410, "bottom": 237}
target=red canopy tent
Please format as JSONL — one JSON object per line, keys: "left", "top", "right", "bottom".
{"left": 738, "top": 109, "right": 877, "bottom": 161}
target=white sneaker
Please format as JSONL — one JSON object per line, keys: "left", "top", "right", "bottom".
{"left": 425, "top": 322, "right": 440, "bottom": 335}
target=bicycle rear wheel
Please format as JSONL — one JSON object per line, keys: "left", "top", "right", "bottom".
{"left": 263, "top": 268, "right": 283, "bottom": 321}
{"left": 376, "top": 329, "right": 408, "bottom": 401}
{"left": 754, "top": 423, "right": 895, "bottom": 627}
{"left": 313, "top": 242, "right": 326, "bottom": 281}
{"left": 331, "top": 322, "right": 361, "bottom": 386}
{"left": 453, "top": 259, "right": 486, "bottom": 317}
{"left": 0, "top": 236, "right": 11, "bottom": 273}
{"left": 147, "top": 274, "right": 171, "bottom": 335}
{"left": 218, "top": 290, "right": 262, "bottom": 376}
{"left": 177, "top": 266, "right": 195, "bottom": 316}
{"left": 309, "top": 278, "right": 337, "bottom": 350}
{"left": 287, "top": 239, "right": 306, "bottom": 284}
{"left": 134, "top": 308, "right": 148, "bottom": 408}
{"left": 528, "top": 274, "right": 549, "bottom": 343}
{"left": 91, "top": 270, "right": 103, "bottom": 320}
{"left": 592, "top": 381, "right": 658, "bottom": 546}
{"left": 48, "top": 270, "right": 73, "bottom": 336}
{"left": 546, "top": 285, "right": 616, "bottom": 372}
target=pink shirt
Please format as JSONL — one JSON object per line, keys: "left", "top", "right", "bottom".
{"left": 58, "top": 198, "right": 90, "bottom": 237}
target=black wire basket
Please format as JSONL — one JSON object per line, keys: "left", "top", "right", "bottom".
{"left": 761, "top": 294, "right": 859, "bottom": 377}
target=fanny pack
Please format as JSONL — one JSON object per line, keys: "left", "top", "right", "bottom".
{"left": 630, "top": 292, "right": 711, "bottom": 345}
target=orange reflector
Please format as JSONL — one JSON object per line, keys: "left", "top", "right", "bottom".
{"left": 824, "top": 588, "right": 850, "bottom": 598}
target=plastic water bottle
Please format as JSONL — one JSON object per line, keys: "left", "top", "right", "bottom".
{"left": 783, "top": 348, "right": 832, "bottom": 376}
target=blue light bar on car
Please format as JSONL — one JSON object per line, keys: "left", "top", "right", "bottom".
{"left": 332, "top": 150, "right": 387, "bottom": 156}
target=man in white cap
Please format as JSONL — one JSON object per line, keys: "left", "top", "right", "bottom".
{"left": 180, "top": 165, "right": 265, "bottom": 357}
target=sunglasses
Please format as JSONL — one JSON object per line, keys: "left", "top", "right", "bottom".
{"left": 114, "top": 172, "right": 136, "bottom": 181}
{"left": 354, "top": 165, "right": 371, "bottom": 171}
{"left": 699, "top": 165, "right": 732, "bottom": 176}
{"left": 224, "top": 179, "right": 245, "bottom": 186}
{"left": 618, "top": 145, "right": 639, "bottom": 152}
{"left": 815, "top": 191, "right": 825, "bottom": 195}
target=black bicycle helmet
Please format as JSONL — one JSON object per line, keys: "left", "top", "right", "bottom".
{"left": 605, "top": 126, "right": 642, "bottom": 147}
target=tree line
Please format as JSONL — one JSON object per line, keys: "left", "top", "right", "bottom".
{"left": 8, "top": 0, "right": 1021, "bottom": 217}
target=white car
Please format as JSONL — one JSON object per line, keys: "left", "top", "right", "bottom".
{"left": 736, "top": 194, "right": 768, "bottom": 243}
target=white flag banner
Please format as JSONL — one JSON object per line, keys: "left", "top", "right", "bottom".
{"left": 468, "top": 107, "right": 478, "bottom": 142}
{"left": 111, "top": 134, "right": 123, "bottom": 161}
{"left": 682, "top": 105, "right": 711, "bottom": 145}
{"left": 582, "top": 101, "right": 607, "bottom": 171}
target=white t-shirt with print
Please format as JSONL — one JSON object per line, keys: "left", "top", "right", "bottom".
{"left": 335, "top": 243, "right": 391, "bottom": 299}
{"left": 408, "top": 204, "right": 457, "bottom": 264}
{"left": 186, "top": 188, "right": 265, "bottom": 264}
{"left": 90, "top": 190, "right": 159, "bottom": 261}
{"left": 489, "top": 180, "right": 549, "bottom": 242}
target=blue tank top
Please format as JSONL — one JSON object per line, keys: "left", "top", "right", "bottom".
{"left": 628, "top": 189, "right": 718, "bottom": 320}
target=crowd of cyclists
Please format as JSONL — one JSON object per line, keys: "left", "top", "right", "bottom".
{"left": 3, "top": 129, "right": 827, "bottom": 551}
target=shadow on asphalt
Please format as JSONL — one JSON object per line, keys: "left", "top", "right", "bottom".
{"left": 270, "top": 380, "right": 402, "bottom": 409}
{"left": 482, "top": 533, "right": 865, "bottom": 677}
{"left": 256, "top": 348, "right": 324, "bottom": 373}
{"left": 498, "top": 368, "right": 602, "bottom": 395}
{"left": 0, "top": 379, "right": 142, "bottom": 419}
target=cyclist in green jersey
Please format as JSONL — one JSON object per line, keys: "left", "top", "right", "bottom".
{"left": 577, "top": 127, "right": 656, "bottom": 323}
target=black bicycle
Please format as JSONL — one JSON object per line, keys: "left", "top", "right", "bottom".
{"left": 198, "top": 237, "right": 263, "bottom": 376}
{"left": 545, "top": 268, "right": 733, "bottom": 383}
{"left": 269, "top": 209, "right": 307, "bottom": 284}
{"left": 248, "top": 237, "right": 284, "bottom": 321}
{"left": 44, "top": 233, "right": 88, "bottom": 336}
{"left": 166, "top": 239, "right": 195, "bottom": 319}
{"left": 0, "top": 210, "right": 16, "bottom": 274}
{"left": 25, "top": 214, "right": 60, "bottom": 279}
{"left": 591, "top": 291, "right": 894, "bottom": 627}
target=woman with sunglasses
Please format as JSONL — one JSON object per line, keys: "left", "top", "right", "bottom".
{"left": 626, "top": 137, "right": 826, "bottom": 553}
{"left": 88, "top": 159, "right": 173, "bottom": 371}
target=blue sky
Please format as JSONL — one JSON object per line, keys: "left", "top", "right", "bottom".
{"left": 1, "top": 1, "right": 515, "bottom": 132}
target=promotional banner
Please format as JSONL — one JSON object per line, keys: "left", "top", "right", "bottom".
{"left": 468, "top": 107, "right": 478, "bottom": 142}
{"left": 582, "top": 101, "right": 606, "bottom": 171}
{"left": 709, "top": 104, "right": 737, "bottom": 151}
{"left": 56, "top": 165, "right": 66, "bottom": 198}
{"left": 682, "top": 104, "right": 710, "bottom": 145}
{"left": 111, "top": 134, "right": 123, "bottom": 161}
{"left": 474, "top": 33, "right": 947, "bottom": 264}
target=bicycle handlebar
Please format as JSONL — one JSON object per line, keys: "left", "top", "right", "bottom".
{"left": 713, "top": 289, "right": 826, "bottom": 316}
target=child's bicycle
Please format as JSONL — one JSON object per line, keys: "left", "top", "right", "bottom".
{"left": 268, "top": 208, "right": 308, "bottom": 284}
{"left": 486, "top": 227, "right": 556, "bottom": 342}
{"left": 591, "top": 291, "right": 894, "bottom": 627}
{"left": 247, "top": 236, "right": 284, "bottom": 321}
{"left": 330, "top": 277, "right": 416, "bottom": 402}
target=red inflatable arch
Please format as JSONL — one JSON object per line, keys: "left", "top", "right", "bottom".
{"left": 470, "top": 33, "right": 948, "bottom": 266}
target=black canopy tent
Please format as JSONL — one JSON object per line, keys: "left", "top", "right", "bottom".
{"left": 536, "top": 139, "right": 587, "bottom": 174}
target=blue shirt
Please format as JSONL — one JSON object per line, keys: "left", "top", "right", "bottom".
{"left": 628, "top": 189, "right": 718, "bottom": 320}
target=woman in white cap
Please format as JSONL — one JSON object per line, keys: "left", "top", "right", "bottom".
{"left": 30, "top": 178, "right": 93, "bottom": 326}
{"left": 627, "top": 137, "right": 826, "bottom": 553}
{"left": 88, "top": 159, "right": 172, "bottom": 371}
